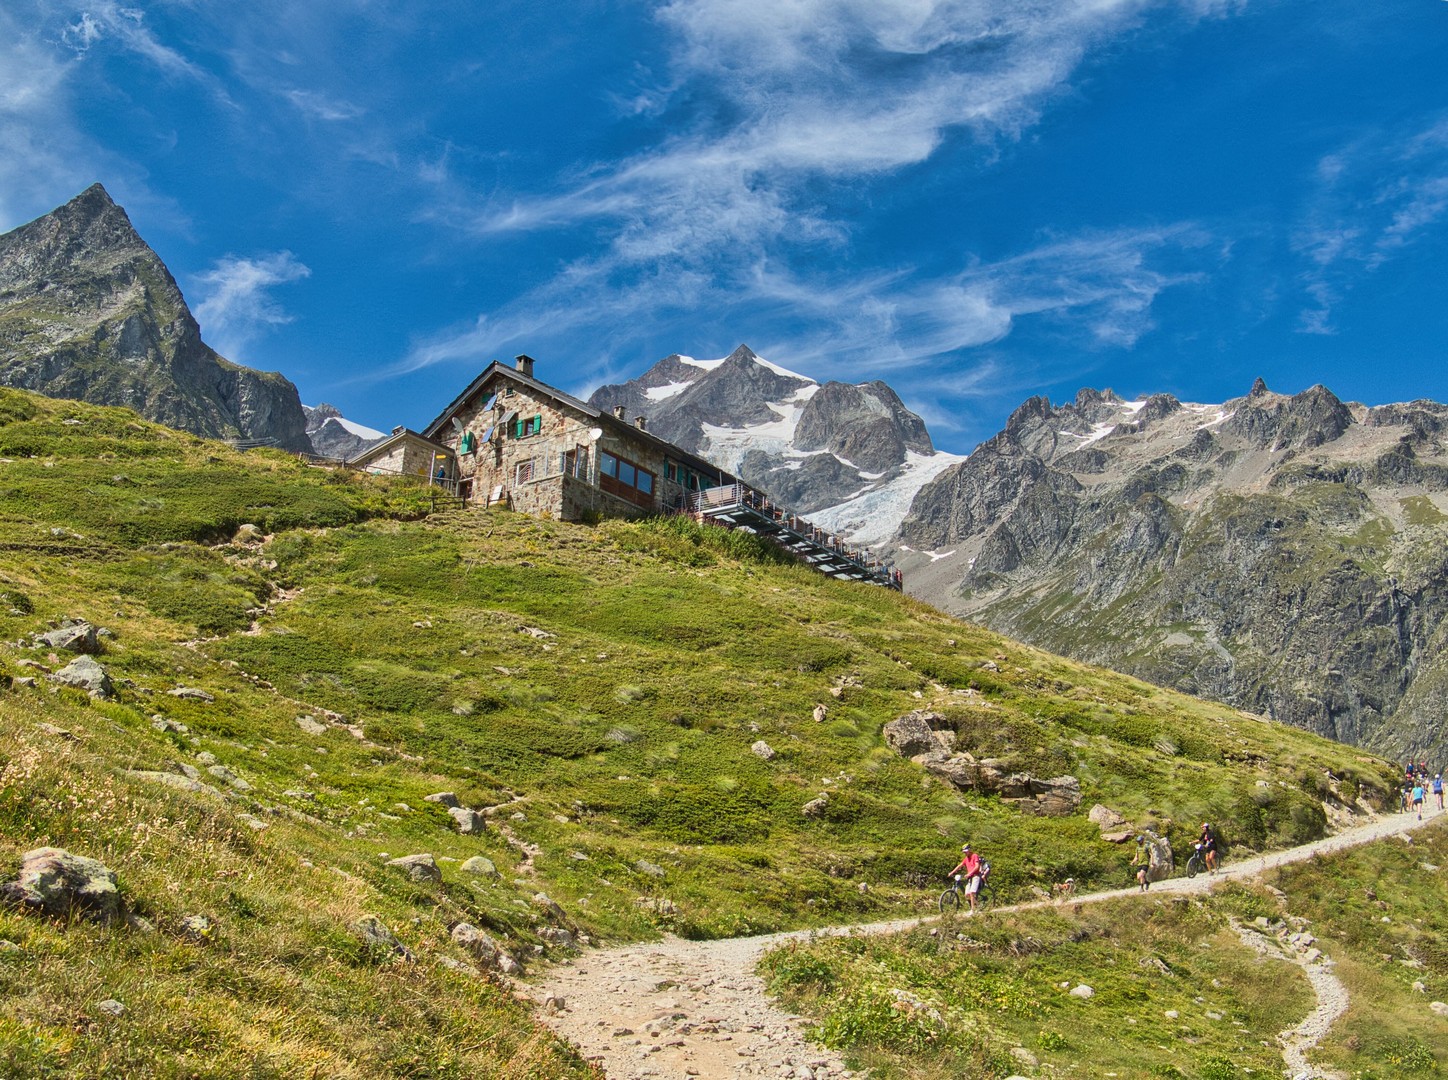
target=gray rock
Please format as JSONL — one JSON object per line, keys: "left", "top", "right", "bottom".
{"left": 0, "top": 847, "right": 123, "bottom": 923}
{"left": 801, "top": 793, "right": 830, "bottom": 819}
{"left": 351, "top": 916, "right": 413, "bottom": 960}
{"left": 539, "top": 927, "right": 576, "bottom": 950}
{"left": 95, "top": 999, "right": 125, "bottom": 1017}
{"left": 634, "top": 859, "right": 666, "bottom": 878}
{"left": 234, "top": 523, "right": 264, "bottom": 542}
{"left": 751, "top": 740, "right": 777, "bottom": 761}
{"left": 295, "top": 715, "right": 327, "bottom": 735}
{"left": 179, "top": 914, "right": 213, "bottom": 942}
{"left": 423, "top": 791, "right": 460, "bottom": 808}
{"left": 460, "top": 856, "right": 498, "bottom": 877}
{"left": 386, "top": 854, "right": 441, "bottom": 883}
{"left": 123, "top": 770, "right": 220, "bottom": 797}
{"left": 1068, "top": 984, "right": 1095, "bottom": 999}
{"left": 151, "top": 717, "right": 189, "bottom": 735}
{"left": 205, "top": 765, "right": 250, "bottom": 792}
{"left": 168, "top": 687, "right": 215, "bottom": 702}
{"left": 882, "top": 711, "right": 947, "bottom": 758}
{"left": 448, "top": 807, "right": 484, "bottom": 835}
{"left": 451, "top": 922, "right": 518, "bottom": 973}
{"left": 1088, "top": 803, "right": 1127, "bottom": 829}
{"left": 34, "top": 621, "right": 100, "bottom": 654}
{"left": 533, "top": 892, "right": 567, "bottom": 922}
{"left": 48, "top": 656, "right": 114, "bottom": 699}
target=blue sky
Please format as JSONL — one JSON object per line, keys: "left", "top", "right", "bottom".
{"left": 2, "top": 0, "right": 1446, "bottom": 454}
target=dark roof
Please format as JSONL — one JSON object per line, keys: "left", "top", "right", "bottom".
{"left": 422, "top": 362, "right": 740, "bottom": 484}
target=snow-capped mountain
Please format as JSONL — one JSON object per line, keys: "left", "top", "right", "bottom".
{"left": 587, "top": 344, "right": 965, "bottom": 546}
{"left": 303, "top": 403, "right": 386, "bottom": 460}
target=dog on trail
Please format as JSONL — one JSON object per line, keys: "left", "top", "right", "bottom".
{"left": 1051, "top": 878, "right": 1076, "bottom": 902}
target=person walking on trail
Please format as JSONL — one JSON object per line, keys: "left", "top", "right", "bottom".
{"left": 947, "top": 843, "right": 984, "bottom": 914}
{"left": 1130, "top": 837, "right": 1151, "bottom": 891}
{"left": 1433, "top": 773, "right": 1444, "bottom": 811}
{"left": 1412, "top": 781, "right": 1426, "bottom": 821}
{"left": 1199, "top": 823, "right": 1220, "bottom": 874}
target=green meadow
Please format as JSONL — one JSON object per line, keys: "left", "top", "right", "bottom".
{"left": 0, "top": 387, "right": 1417, "bottom": 1077}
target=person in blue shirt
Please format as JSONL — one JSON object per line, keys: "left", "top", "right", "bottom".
{"left": 1412, "top": 781, "right": 1425, "bottom": 820}
{"left": 1433, "top": 773, "right": 1444, "bottom": 811}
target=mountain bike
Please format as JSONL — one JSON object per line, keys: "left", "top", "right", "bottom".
{"left": 939, "top": 865, "right": 992, "bottom": 914}
{"left": 1184, "top": 842, "right": 1212, "bottom": 878}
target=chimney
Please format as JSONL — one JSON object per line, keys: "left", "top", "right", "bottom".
{"left": 514, "top": 354, "right": 535, "bottom": 378}
{"left": 612, "top": 405, "right": 626, "bottom": 420}
{"left": 391, "top": 425, "right": 406, "bottom": 435}
{"left": 634, "top": 416, "right": 647, "bottom": 431}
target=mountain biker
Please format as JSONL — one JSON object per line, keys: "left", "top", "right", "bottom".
{"left": 1199, "top": 823, "right": 1219, "bottom": 874}
{"left": 947, "top": 843, "right": 984, "bottom": 913}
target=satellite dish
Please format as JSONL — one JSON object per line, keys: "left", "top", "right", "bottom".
{"left": 450, "top": 417, "right": 464, "bottom": 432}
{"left": 588, "top": 427, "right": 603, "bottom": 442}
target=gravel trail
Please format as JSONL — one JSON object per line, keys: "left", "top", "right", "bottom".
{"left": 530, "top": 808, "right": 1442, "bottom": 1079}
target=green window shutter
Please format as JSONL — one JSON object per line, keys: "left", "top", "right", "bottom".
{"left": 514, "top": 417, "right": 523, "bottom": 438}
{"left": 533, "top": 414, "right": 542, "bottom": 435}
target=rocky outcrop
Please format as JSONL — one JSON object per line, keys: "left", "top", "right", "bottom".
{"left": 883, "top": 711, "right": 1081, "bottom": 816}
{"left": 48, "top": 656, "right": 114, "bottom": 698}
{"left": 896, "top": 378, "right": 1448, "bottom": 764}
{"left": 0, "top": 184, "right": 311, "bottom": 451}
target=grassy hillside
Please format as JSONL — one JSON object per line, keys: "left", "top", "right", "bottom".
{"left": 0, "top": 388, "right": 1403, "bottom": 1077}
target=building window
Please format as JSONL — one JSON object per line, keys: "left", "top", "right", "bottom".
{"left": 514, "top": 413, "right": 542, "bottom": 438}
{"left": 597, "top": 450, "right": 655, "bottom": 508}
{"left": 515, "top": 458, "right": 536, "bottom": 485}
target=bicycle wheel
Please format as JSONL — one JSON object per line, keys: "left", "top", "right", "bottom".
{"left": 974, "top": 882, "right": 992, "bottom": 911}
{"left": 939, "top": 888, "right": 961, "bottom": 915}
{"left": 1185, "top": 855, "right": 1203, "bottom": 879}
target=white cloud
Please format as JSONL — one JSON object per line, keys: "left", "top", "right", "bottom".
{"left": 1295, "top": 115, "right": 1448, "bottom": 333}
{"left": 192, "top": 251, "right": 311, "bottom": 362}
{"left": 410, "top": 0, "right": 1228, "bottom": 394}
{"left": 285, "top": 89, "right": 364, "bottom": 122}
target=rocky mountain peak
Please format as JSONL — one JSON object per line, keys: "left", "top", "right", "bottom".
{"left": 586, "top": 345, "right": 964, "bottom": 545}
{"left": 0, "top": 184, "right": 311, "bottom": 452}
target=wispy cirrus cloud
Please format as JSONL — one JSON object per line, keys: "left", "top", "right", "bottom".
{"left": 411, "top": 0, "right": 1229, "bottom": 390}
{"left": 1295, "top": 117, "right": 1448, "bottom": 334}
{"left": 192, "top": 252, "right": 311, "bottom": 363}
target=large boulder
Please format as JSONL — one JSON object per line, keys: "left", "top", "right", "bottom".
{"left": 1136, "top": 830, "right": 1175, "bottom": 882}
{"left": 448, "top": 807, "right": 484, "bottom": 835}
{"left": 1027, "top": 775, "right": 1082, "bottom": 817}
{"left": 386, "top": 854, "right": 441, "bottom": 883}
{"left": 0, "top": 848, "right": 123, "bottom": 923}
{"left": 48, "top": 656, "right": 114, "bottom": 699}
{"left": 882, "top": 710, "right": 948, "bottom": 758}
{"left": 34, "top": 621, "right": 100, "bottom": 654}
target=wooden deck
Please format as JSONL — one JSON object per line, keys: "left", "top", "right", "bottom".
{"left": 687, "top": 483, "right": 901, "bottom": 589}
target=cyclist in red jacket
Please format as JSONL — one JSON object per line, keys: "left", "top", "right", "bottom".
{"left": 947, "top": 843, "right": 984, "bottom": 913}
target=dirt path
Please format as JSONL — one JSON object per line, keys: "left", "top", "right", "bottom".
{"left": 529, "top": 807, "right": 1444, "bottom": 1079}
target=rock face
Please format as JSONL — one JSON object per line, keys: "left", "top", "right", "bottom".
{"left": 1, "top": 847, "right": 123, "bottom": 923}
{"left": 0, "top": 184, "right": 311, "bottom": 452}
{"left": 897, "top": 381, "right": 1448, "bottom": 763}
{"left": 587, "top": 344, "right": 964, "bottom": 546}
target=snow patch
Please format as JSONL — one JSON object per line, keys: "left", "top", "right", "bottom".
{"left": 331, "top": 417, "right": 385, "bottom": 440}
{"left": 646, "top": 381, "right": 693, "bottom": 402}
{"left": 928, "top": 550, "right": 956, "bottom": 563}
{"left": 810, "top": 449, "right": 968, "bottom": 548}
